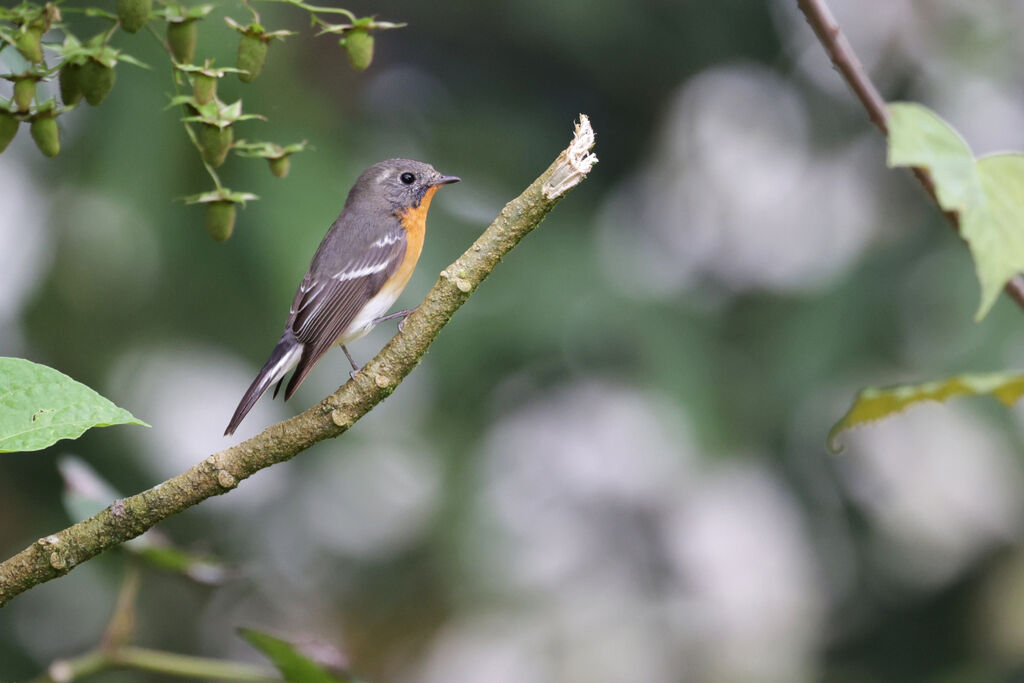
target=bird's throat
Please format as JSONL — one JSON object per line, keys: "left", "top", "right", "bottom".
{"left": 389, "top": 185, "right": 441, "bottom": 296}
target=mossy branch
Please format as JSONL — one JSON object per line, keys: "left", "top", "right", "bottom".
{"left": 0, "top": 115, "right": 598, "bottom": 607}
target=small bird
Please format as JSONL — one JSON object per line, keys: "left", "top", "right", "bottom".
{"left": 225, "top": 158, "right": 460, "bottom": 435}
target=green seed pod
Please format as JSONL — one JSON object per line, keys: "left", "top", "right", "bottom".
{"left": 30, "top": 115, "right": 59, "bottom": 157}
{"left": 192, "top": 73, "right": 216, "bottom": 105}
{"left": 0, "top": 112, "right": 18, "bottom": 154}
{"left": 117, "top": 0, "right": 151, "bottom": 34}
{"left": 201, "top": 124, "right": 233, "bottom": 167}
{"left": 236, "top": 33, "right": 268, "bottom": 83}
{"left": 268, "top": 155, "right": 290, "bottom": 178}
{"left": 13, "top": 79, "right": 35, "bottom": 112}
{"left": 15, "top": 27, "right": 43, "bottom": 64}
{"left": 205, "top": 201, "right": 236, "bottom": 241}
{"left": 59, "top": 62, "right": 83, "bottom": 106}
{"left": 343, "top": 29, "right": 373, "bottom": 71}
{"left": 80, "top": 59, "right": 116, "bottom": 106}
{"left": 167, "top": 19, "right": 197, "bottom": 64}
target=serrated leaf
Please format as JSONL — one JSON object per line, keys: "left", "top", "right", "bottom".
{"left": 239, "top": 628, "right": 352, "bottom": 683}
{"left": 887, "top": 102, "right": 1024, "bottom": 319}
{"left": 828, "top": 371, "right": 1024, "bottom": 453}
{"left": 0, "top": 358, "right": 148, "bottom": 452}
{"left": 971, "top": 154, "right": 1024, "bottom": 316}
{"left": 887, "top": 103, "right": 980, "bottom": 210}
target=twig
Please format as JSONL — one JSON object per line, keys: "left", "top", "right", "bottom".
{"left": 0, "top": 116, "right": 598, "bottom": 607}
{"left": 99, "top": 563, "right": 140, "bottom": 651}
{"left": 30, "top": 559, "right": 277, "bottom": 681}
{"left": 34, "top": 647, "right": 279, "bottom": 682}
{"left": 796, "top": 0, "right": 1024, "bottom": 310}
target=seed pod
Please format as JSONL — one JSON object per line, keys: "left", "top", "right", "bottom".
{"left": 343, "top": 29, "right": 373, "bottom": 71}
{"left": 13, "top": 79, "right": 35, "bottom": 112}
{"left": 192, "top": 73, "right": 216, "bottom": 105}
{"left": 59, "top": 62, "right": 83, "bottom": 106}
{"left": 236, "top": 33, "right": 268, "bottom": 83}
{"left": 15, "top": 27, "right": 43, "bottom": 64}
{"left": 30, "top": 114, "right": 59, "bottom": 157}
{"left": 167, "top": 19, "right": 197, "bottom": 64}
{"left": 200, "top": 124, "right": 233, "bottom": 167}
{"left": 268, "top": 155, "right": 290, "bottom": 178}
{"left": 117, "top": 0, "right": 151, "bottom": 34}
{"left": 205, "top": 201, "right": 236, "bottom": 241}
{"left": 0, "top": 112, "right": 18, "bottom": 154}
{"left": 80, "top": 59, "right": 116, "bottom": 106}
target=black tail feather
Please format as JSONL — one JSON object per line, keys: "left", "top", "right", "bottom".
{"left": 224, "top": 334, "right": 302, "bottom": 436}
{"left": 283, "top": 342, "right": 334, "bottom": 401}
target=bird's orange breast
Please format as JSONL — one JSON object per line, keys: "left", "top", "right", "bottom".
{"left": 387, "top": 185, "right": 441, "bottom": 296}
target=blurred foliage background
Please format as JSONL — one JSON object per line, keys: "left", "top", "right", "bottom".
{"left": 5, "top": 0, "right": 1024, "bottom": 681}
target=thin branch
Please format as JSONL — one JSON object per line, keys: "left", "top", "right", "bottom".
{"left": 30, "top": 557, "right": 278, "bottom": 681}
{"left": 0, "top": 116, "right": 598, "bottom": 607}
{"left": 99, "top": 563, "right": 140, "bottom": 651}
{"left": 34, "top": 647, "right": 279, "bottom": 682}
{"left": 797, "top": 0, "right": 1024, "bottom": 310}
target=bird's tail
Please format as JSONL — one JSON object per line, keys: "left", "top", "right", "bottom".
{"left": 224, "top": 332, "right": 304, "bottom": 436}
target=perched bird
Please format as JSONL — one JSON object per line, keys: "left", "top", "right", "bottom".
{"left": 225, "top": 158, "right": 460, "bottom": 435}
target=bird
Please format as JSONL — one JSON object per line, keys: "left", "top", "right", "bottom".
{"left": 224, "top": 158, "right": 460, "bottom": 435}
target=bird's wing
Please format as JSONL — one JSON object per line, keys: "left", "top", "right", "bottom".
{"left": 283, "top": 222, "right": 407, "bottom": 399}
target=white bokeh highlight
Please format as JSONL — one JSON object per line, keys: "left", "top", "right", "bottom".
{"left": 444, "top": 380, "right": 824, "bottom": 683}
{"left": 598, "top": 63, "right": 879, "bottom": 299}
{"left": 842, "top": 403, "right": 1024, "bottom": 587}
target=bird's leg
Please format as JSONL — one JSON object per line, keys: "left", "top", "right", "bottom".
{"left": 342, "top": 345, "right": 360, "bottom": 379}
{"left": 373, "top": 307, "right": 416, "bottom": 333}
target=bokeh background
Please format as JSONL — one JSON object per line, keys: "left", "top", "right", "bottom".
{"left": 5, "top": 0, "right": 1024, "bottom": 680}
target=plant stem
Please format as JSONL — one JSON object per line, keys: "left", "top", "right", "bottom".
{"left": 31, "top": 648, "right": 279, "bottom": 682}
{"left": 31, "top": 651, "right": 108, "bottom": 683}
{"left": 242, "top": 0, "right": 261, "bottom": 24}
{"left": 269, "top": 0, "right": 357, "bottom": 23}
{"left": 114, "top": 647, "right": 280, "bottom": 680}
{"left": 100, "top": 563, "right": 141, "bottom": 650}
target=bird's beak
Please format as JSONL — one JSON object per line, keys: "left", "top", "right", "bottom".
{"left": 435, "top": 174, "right": 461, "bottom": 186}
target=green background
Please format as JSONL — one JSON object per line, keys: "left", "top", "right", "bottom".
{"left": 4, "top": 1, "right": 1024, "bottom": 681}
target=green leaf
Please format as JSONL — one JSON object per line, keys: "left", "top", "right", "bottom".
{"left": 887, "top": 102, "right": 1024, "bottom": 319}
{"left": 233, "top": 139, "right": 309, "bottom": 159}
{"left": 183, "top": 187, "right": 258, "bottom": 205}
{"left": 239, "top": 628, "right": 354, "bottom": 683}
{"left": 0, "top": 358, "right": 148, "bottom": 453}
{"left": 828, "top": 371, "right": 1024, "bottom": 453}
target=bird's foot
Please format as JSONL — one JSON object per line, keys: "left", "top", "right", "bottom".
{"left": 373, "top": 307, "right": 416, "bottom": 333}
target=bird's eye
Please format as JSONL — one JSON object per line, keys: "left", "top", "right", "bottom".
{"left": 400, "top": 172, "right": 416, "bottom": 185}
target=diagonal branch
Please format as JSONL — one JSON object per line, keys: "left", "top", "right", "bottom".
{"left": 797, "top": 0, "right": 1024, "bottom": 310}
{"left": 0, "top": 116, "right": 598, "bottom": 608}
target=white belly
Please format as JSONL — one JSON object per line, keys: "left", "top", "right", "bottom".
{"left": 337, "top": 287, "right": 400, "bottom": 345}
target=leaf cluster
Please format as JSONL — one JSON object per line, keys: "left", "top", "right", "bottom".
{"left": 0, "top": 0, "right": 402, "bottom": 241}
